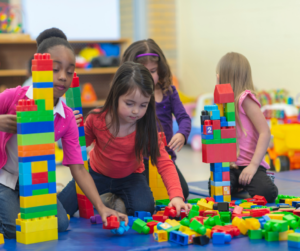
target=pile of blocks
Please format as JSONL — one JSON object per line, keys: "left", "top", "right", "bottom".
{"left": 16, "top": 53, "right": 58, "bottom": 244}
{"left": 201, "top": 83, "right": 237, "bottom": 202}
{"left": 65, "top": 72, "right": 94, "bottom": 219}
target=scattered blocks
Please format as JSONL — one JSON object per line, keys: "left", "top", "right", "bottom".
{"left": 132, "top": 219, "right": 150, "bottom": 234}
{"left": 90, "top": 215, "right": 103, "bottom": 224}
{"left": 212, "top": 232, "right": 231, "bottom": 245}
{"left": 111, "top": 221, "right": 130, "bottom": 235}
{"left": 103, "top": 216, "right": 120, "bottom": 230}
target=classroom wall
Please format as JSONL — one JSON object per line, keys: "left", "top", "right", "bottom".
{"left": 176, "top": 0, "right": 300, "bottom": 98}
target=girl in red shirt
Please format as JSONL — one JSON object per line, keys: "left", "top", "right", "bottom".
{"left": 59, "top": 62, "right": 190, "bottom": 217}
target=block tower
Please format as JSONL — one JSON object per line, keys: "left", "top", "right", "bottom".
{"left": 148, "top": 132, "right": 169, "bottom": 201}
{"left": 65, "top": 72, "right": 94, "bottom": 219}
{"left": 201, "top": 84, "right": 237, "bottom": 202}
{"left": 16, "top": 53, "right": 58, "bottom": 244}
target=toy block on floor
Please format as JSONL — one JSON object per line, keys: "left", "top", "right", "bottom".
{"left": 0, "top": 233, "right": 4, "bottom": 244}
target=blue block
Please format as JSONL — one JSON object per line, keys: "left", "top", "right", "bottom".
{"left": 169, "top": 231, "right": 189, "bottom": 245}
{"left": 78, "top": 126, "right": 85, "bottom": 137}
{"left": 19, "top": 173, "right": 32, "bottom": 186}
{"left": 204, "top": 125, "right": 213, "bottom": 135}
{"left": 33, "top": 82, "right": 53, "bottom": 88}
{"left": 277, "top": 203, "right": 291, "bottom": 207}
{"left": 20, "top": 182, "right": 57, "bottom": 197}
{"left": 19, "top": 185, "right": 32, "bottom": 196}
{"left": 19, "top": 154, "right": 55, "bottom": 162}
{"left": 81, "top": 146, "right": 87, "bottom": 152}
{"left": 210, "top": 163, "right": 222, "bottom": 172}
{"left": 71, "top": 107, "right": 83, "bottom": 115}
{"left": 19, "top": 162, "right": 31, "bottom": 174}
{"left": 155, "top": 205, "right": 166, "bottom": 211}
{"left": 48, "top": 160, "right": 56, "bottom": 171}
{"left": 251, "top": 205, "right": 262, "bottom": 208}
{"left": 16, "top": 225, "right": 21, "bottom": 232}
{"left": 128, "top": 216, "right": 138, "bottom": 227}
{"left": 214, "top": 195, "right": 224, "bottom": 202}
{"left": 212, "top": 232, "right": 231, "bottom": 244}
{"left": 202, "top": 133, "right": 213, "bottom": 140}
{"left": 48, "top": 182, "right": 57, "bottom": 193}
{"left": 111, "top": 221, "right": 130, "bottom": 235}
{"left": 213, "top": 172, "right": 223, "bottom": 182}
{"left": 288, "top": 240, "right": 300, "bottom": 248}
{"left": 262, "top": 215, "right": 271, "bottom": 221}
{"left": 17, "top": 121, "right": 54, "bottom": 134}
{"left": 211, "top": 181, "right": 230, "bottom": 186}
{"left": 220, "top": 116, "right": 228, "bottom": 127}
{"left": 204, "top": 105, "right": 218, "bottom": 111}
{"left": 235, "top": 200, "right": 242, "bottom": 205}
{"left": 222, "top": 167, "right": 230, "bottom": 172}
{"left": 201, "top": 125, "right": 203, "bottom": 133}
{"left": 292, "top": 201, "right": 300, "bottom": 207}
{"left": 210, "top": 110, "right": 220, "bottom": 120}
{"left": 82, "top": 150, "right": 88, "bottom": 161}
{"left": 295, "top": 229, "right": 300, "bottom": 233}
{"left": 227, "top": 121, "right": 236, "bottom": 126}
{"left": 134, "top": 211, "right": 151, "bottom": 219}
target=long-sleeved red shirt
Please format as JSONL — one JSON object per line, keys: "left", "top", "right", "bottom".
{"left": 84, "top": 111, "right": 184, "bottom": 200}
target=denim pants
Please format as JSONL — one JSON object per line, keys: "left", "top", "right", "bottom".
{"left": 0, "top": 181, "right": 69, "bottom": 239}
{"left": 58, "top": 162, "right": 155, "bottom": 216}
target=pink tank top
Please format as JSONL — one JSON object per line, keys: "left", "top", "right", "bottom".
{"left": 235, "top": 90, "right": 270, "bottom": 169}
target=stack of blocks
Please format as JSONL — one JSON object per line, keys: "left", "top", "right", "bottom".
{"left": 16, "top": 53, "right": 58, "bottom": 244}
{"left": 149, "top": 132, "right": 169, "bottom": 200}
{"left": 201, "top": 84, "right": 237, "bottom": 202}
{"left": 65, "top": 72, "right": 94, "bottom": 219}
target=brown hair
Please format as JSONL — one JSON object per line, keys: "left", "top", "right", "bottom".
{"left": 217, "top": 52, "right": 256, "bottom": 134}
{"left": 122, "top": 39, "right": 172, "bottom": 94}
{"left": 88, "top": 61, "right": 161, "bottom": 165}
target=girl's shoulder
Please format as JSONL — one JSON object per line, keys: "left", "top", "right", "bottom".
{"left": 163, "top": 85, "right": 177, "bottom": 98}
{"left": 238, "top": 90, "right": 261, "bottom": 115}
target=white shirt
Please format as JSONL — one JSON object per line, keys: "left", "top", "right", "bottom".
{"left": 0, "top": 85, "right": 65, "bottom": 190}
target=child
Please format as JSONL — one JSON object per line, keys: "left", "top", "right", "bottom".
{"left": 121, "top": 39, "right": 191, "bottom": 200}
{"left": 212, "top": 52, "right": 278, "bottom": 203}
{"left": 0, "top": 28, "right": 126, "bottom": 239}
{"left": 59, "top": 62, "right": 190, "bottom": 217}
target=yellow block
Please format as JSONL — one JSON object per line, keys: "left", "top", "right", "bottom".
{"left": 214, "top": 186, "right": 223, "bottom": 196}
{"left": 20, "top": 194, "right": 57, "bottom": 208}
{"left": 245, "top": 218, "right": 260, "bottom": 230}
{"left": 31, "top": 161, "right": 48, "bottom": 173}
{"left": 33, "top": 88, "right": 53, "bottom": 110}
{"left": 210, "top": 185, "right": 215, "bottom": 197}
{"left": 223, "top": 195, "right": 231, "bottom": 202}
{"left": 267, "top": 214, "right": 285, "bottom": 220}
{"left": 239, "top": 202, "right": 254, "bottom": 209}
{"left": 183, "top": 229, "right": 200, "bottom": 244}
{"left": 84, "top": 160, "right": 89, "bottom": 171}
{"left": 210, "top": 171, "right": 214, "bottom": 181}
{"left": 279, "top": 231, "right": 288, "bottom": 241}
{"left": 32, "top": 71, "right": 53, "bottom": 82}
{"left": 0, "top": 233, "right": 4, "bottom": 244}
{"left": 153, "top": 230, "right": 168, "bottom": 242}
{"left": 232, "top": 217, "right": 248, "bottom": 235}
{"left": 16, "top": 214, "right": 57, "bottom": 233}
{"left": 216, "top": 103, "right": 224, "bottom": 116}
{"left": 165, "top": 219, "right": 180, "bottom": 227}
{"left": 206, "top": 228, "right": 212, "bottom": 238}
{"left": 197, "top": 200, "right": 213, "bottom": 210}
{"left": 76, "top": 183, "right": 85, "bottom": 196}
{"left": 17, "top": 228, "right": 57, "bottom": 244}
{"left": 179, "top": 225, "right": 190, "bottom": 233}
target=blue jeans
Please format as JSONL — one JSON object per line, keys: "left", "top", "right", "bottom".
{"left": 0, "top": 181, "right": 69, "bottom": 239}
{"left": 58, "top": 162, "right": 155, "bottom": 216}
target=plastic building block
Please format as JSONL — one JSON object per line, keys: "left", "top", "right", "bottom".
{"left": 193, "top": 235, "right": 210, "bottom": 246}
{"left": 250, "top": 208, "right": 270, "bottom": 217}
{"left": 204, "top": 216, "right": 222, "bottom": 228}
{"left": 201, "top": 111, "right": 211, "bottom": 125}
{"left": 111, "top": 221, "right": 129, "bottom": 235}
{"left": 188, "top": 205, "right": 200, "bottom": 220}
{"left": 212, "top": 232, "right": 231, "bottom": 245}
{"left": 212, "top": 120, "right": 220, "bottom": 130}
{"left": 17, "top": 228, "right": 58, "bottom": 244}
{"left": 219, "top": 212, "right": 231, "bottom": 223}
{"left": 202, "top": 143, "right": 237, "bottom": 163}
{"left": 128, "top": 216, "right": 138, "bottom": 227}
{"left": 157, "top": 222, "right": 172, "bottom": 231}
{"left": 204, "top": 121, "right": 213, "bottom": 135}
{"left": 279, "top": 231, "right": 288, "bottom": 241}
{"left": 264, "top": 219, "right": 288, "bottom": 232}
{"left": 288, "top": 240, "right": 300, "bottom": 248}
{"left": 134, "top": 211, "right": 151, "bottom": 220}
{"left": 147, "top": 221, "right": 158, "bottom": 234}
{"left": 214, "top": 84, "right": 234, "bottom": 104}
{"left": 245, "top": 218, "right": 260, "bottom": 230}
{"left": 90, "top": 215, "right": 103, "bottom": 224}
{"left": 283, "top": 214, "right": 299, "bottom": 229}
{"left": 265, "top": 231, "right": 279, "bottom": 242}
{"left": 213, "top": 202, "right": 229, "bottom": 212}
{"left": 210, "top": 110, "right": 220, "bottom": 120}
{"left": 211, "top": 225, "right": 240, "bottom": 238}
{"left": 288, "top": 233, "right": 300, "bottom": 242}
{"left": 248, "top": 229, "right": 263, "bottom": 239}
{"left": 221, "top": 127, "right": 236, "bottom": 139}
{"left": 16, "top": 99, "right": 37, "bottom": 112}
{"left": 0, "top": 233, "right": 4, "bottom": 244}
{"left": 132, "top": 218, "right": 150, "bottom": 234}
{"left": 232, "top": 217, "right": 248, "bottom": 235}
{"left": 153, "top": 230, "right": 168, "bottom": 242}
{"left": 189, "top": 219, "right": 206, "bottom": 235}
{"left": 253, "top": 195, "right": 267, "bottom": 205}
{"left": 103, "top": 216, "right": 120, "bottom": 230}
{"left": 169, "top": 231, "right": 189, "bottom": 245}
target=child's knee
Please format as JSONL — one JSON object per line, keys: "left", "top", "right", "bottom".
{"left": 57, "top": 214, "right": 69, "bottom": 232}
{"left": 248, "top": 183, "right": 278, "bottom": 203}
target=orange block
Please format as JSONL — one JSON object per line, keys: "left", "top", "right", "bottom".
{"left": 18, "top": 143, "right": 55, "bottom": 157}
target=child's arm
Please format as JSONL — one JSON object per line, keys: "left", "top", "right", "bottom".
{"left": 0, "top": 88, "right": 17, "bottom": 134}
{"left": 239, "top": 96, "right": 271, "bottom": 186}
{"left": 168, "top": 87, "right": 191, "bottom": 152}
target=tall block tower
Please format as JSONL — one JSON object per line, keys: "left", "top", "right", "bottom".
{"left": 201, "top": 84, "right": 237, "bottom": 202}
{"left": 16, "top": 53, "right": 58, "bottom": 244}
{"left": 65, "top": 73, "right": 94, "bottom": 219}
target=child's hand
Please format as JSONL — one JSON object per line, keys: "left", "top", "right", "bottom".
{"left": 239, "top": 164, "right": 258, "bottom": 186}
{"left": 168, "top": 197, "right": 192, "bottom": 216}
{"left": 73, "top": 110, "right": 83, "bottom": 127}
{"left": 0, "top": 114, "right": 17, "bottom": 134}
{"left": 99, "top": 206, "right": 128, "bottom": 227}
{"left": 168, "top": 133, "right": 185, "bottom": 152}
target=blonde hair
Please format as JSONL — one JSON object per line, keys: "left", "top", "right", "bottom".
{"left": 216, "top": 52, "right": 256, "bottom": 134}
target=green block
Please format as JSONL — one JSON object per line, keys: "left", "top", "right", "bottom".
{"left": 202, "top": 139, "right": 221, "bottom": 145}
{"left": 225, "top": 112, "right": 235, "bottom": 122}
{"left": 248, "top": 229, "right": 263, "bottom": 240}
{"left": 264, "top": 220, "right": 288, "bottom": 232}
{"left": 225, "top": 102, "right": 235, "bottom": 113}
{"left": 166, "top": 225, "right": 181, "bottom": 237}
{"left": 147, "top": 219, "right": 159, "bottom": 223}
{"left": 283, "top": 215, "right": 299, "bottom": 229}
{"left": 190, "top": 219, "right": 206, "bottom": 235}
{"left": 155, "top": 199, "right": 170, "bottom": 205}
{"left": 204, "top": 215, "right": 222, "bottom": 227}
{"left": 48, "top": 171, "right": 56, "bottom": 183}
{"left": 35, "top": 99, "right": 45, "bottom": 111}
{"left": 180, "top": 217, "right": 190, "bottom": 227}
{"left": 21, "top": 209, "right": 57, "bottom": 220}
{"left": 188, "top": 198, "right": 201, "bottom": 204}
{"left": 79, "top": 136, "right": 86, "bottom": 146}
{"left": 32, "top": 188, "right": 49, "bottom": 196}
{"left": 132, "top": 218, "right": 150, "bottom": 234}
{"left": 66, "top": 97, "right": 82, "bottom": 108}
{"left": 213, "top": 130, "right": 221, "bottom": 139}
{"left": 17, "top": 132, "right": 55, "bottom": 146}
{"left": 66, "top": 87, "right": 81, "bottom": 99}
{"left": 188, "top": 210, "right": 199, "bottom": 220}
{"left": 222, "top": 162, "right": 230, "bottom": 167}
{"left": 221, "top": 138, "right": 236, "bottom": 144}
{"left": 265, "top": 231, "right": 279, "bottom": 242}
{"left": 288, "top": 233, "right": 300, "bottom": 242}
{"left": 20, "top": 204, "right": 57, "bottom": 214}
{"left": 220, "top": 212, "right": 231, "bottom": 223}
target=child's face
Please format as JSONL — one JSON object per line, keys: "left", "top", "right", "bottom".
{"left": 118, "top": 88, "right": 151, "bottom": 125}
{"left": 143, "top": 61, "right": 159, "bottom": 85}
{"left": 48, "top": 45, "right": 75, "bottom": 99}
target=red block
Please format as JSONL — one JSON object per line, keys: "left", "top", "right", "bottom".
{"left": 190, "top": 216, "right": 207, "bottom": 224}
{"left": 233, "top": 206, "right": 243, "bottom": 214}
{"left": 180, "top": 210, "right": 187, "bottom": 219}
{"left": 71, "top": 72, "right": 80, "bottom": 87}
{"left": 77, "top": 194, "right": 94, "bottom": 219}
{"left": 231, "top": 212, "right": 250, "bottom": 219}
{"left": 32, "top": 53, "right": 53, "bottom": 71}
{"left": 222, "top": 172, "right": 230, "bottom": 181}
{"left": 221, "top": 127, "right": 236, "bottom": 139}
{"left": 214, "top": 84, "right": 234, "bottom": 104}
{"left": 147, "top": 221, "right": 158, "bottom": 234}
{"left": 293, "top": 209, "right": 300, "bottom": 217}
{"left": 206, "top": 197, "right": 215, "bottom": 203}
{"left": 202, "top": 143, "right": 237, "bottom": 163}
{"left": 103, "top": 216, "right": 120, "bottom": 229}
{"left": 16, "top": 99, "right": 37, "bottom": 112}
{"left": 164, "top": 206, "right": 177, "bottom": 217}
{"left": 152, "top": 213, "right": 168, "bottom": 222}
{"left": 79, "top": 117, "right": 84, "bottom": 127}
{"left": 212, "top": 120, "right": 220, "bottom": 130}
{"left": 211, "top": 225, "right": 240, "bottom": 238}
{"left": 204, "top": 120, "right": 213, "bottom": 135}
{"left": 253, "top": 195, "right": 267, "bottom": 206}
{"left": 32, "top": 172, "right": 48, "bottom": 184}
{"left": 203, "top": 210, "right": 218, "bottom": 217}
{"left": 250, "top": 208, "right": 270, "bottom": 217}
